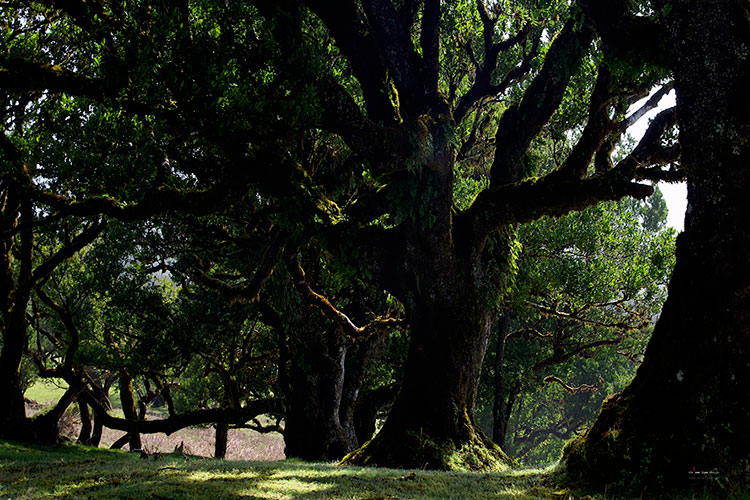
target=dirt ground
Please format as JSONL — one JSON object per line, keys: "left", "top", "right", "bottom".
{"left": 25, "top": 399, "right": 286, "bottom": 461}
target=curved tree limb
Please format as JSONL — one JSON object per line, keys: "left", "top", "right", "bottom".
{"left": 462, "top": 104, "right": 679, "bottom": 248}
{"left": 453, "top": 3, "right": 533, "bottom": 123}
{"left": 543, "top": 375, "right": 599, "bottom": 394}
{"left": 303, "top": 0, "right": 396, "bottom": 123}
{"left": 532, "top": 339, "right": 620, "bottom": 372}
{"left": 192, "top": 231, "right": 291, "bottom": 305}
{"left": 288, "top": 258, "right": 405, "bottom": 339}
{"left": 81, "top": 389, "right": 283, "bottom": 435}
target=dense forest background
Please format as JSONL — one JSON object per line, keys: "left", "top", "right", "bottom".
{"left": 1, "top": 0, "right": 747, "bottom": 496}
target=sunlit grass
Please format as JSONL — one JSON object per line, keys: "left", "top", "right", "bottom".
{"left": 25, "top": 379, "right": 123, "bottom": 408}
{"left": 23, "top": 379, "right": 69, "bottom": 405}
{"left": 0, "top": 440, "right": 740, "bottom": 499}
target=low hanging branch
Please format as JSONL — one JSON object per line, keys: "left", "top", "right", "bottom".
{"left": 81, "top": 388, "right": 283, "bottom": 436}
{"left": 524, "top": 299, "right": 648, "bottom": 331}
{"left": 543, "top": 375, "right": 599, "bottom": 394}
{"left": 532, "top": 338, "right": 621, "bottom": 372}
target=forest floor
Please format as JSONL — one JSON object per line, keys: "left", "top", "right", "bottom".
{"left": 17, "top": 383, "right": 738, "bottom": 499}
{"left": 0, "top": 440, "right": 736, "bottom": 500}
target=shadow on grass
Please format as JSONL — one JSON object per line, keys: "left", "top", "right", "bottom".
{"left": 0, "top": 440, "right": 566, "bottom": 500}
{"left": 0, "top": 440, "right": 734, "bottom": 500}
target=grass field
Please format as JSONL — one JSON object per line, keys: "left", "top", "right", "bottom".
{"left": 24, "top": 379, "right": 71, "bottom": 406}
{"left": 1, "top": 440, "right": 739, "bottom": 500}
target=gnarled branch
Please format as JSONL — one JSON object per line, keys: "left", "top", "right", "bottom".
{"left": 288, "top": 258, "right": 405, "bottom": 339}
{"left": 82, "top": 388, "right": 283, "bottom": 435}
{"left": 544, "top": 375, "right": 599, "bottom": 394}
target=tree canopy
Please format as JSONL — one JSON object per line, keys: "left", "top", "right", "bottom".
{"left": 2, "top": 0, "right": 747, "bottom": 495}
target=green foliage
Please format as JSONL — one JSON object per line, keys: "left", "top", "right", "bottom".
{"left": 478, "top": 190, "right": 676, "bottom": 466}
{"left": 1, "top": 0, "right": 684, "bottom": 477}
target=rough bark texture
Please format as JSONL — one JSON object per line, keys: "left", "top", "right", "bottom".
{"left": 564, "top": 0, "right": 750, "bottom": 493}
{"left": 342, "top": 152, "right": 513, "bottom": 471}
{"left": 118, "top": 372, "right": 142, "bottom": 450}
{"left": 343, "top": 278, "right": 510, "bottom": 470}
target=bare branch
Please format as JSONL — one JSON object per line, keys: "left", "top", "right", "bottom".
{"left": 82, "top": 389, "right": 283, "bottom": 435}
{"left": 544, "top": 375, "right": 598, "bottom": 394}
{"left": 29, "top": 222, "right": 105, "bottom": 287}
{"left": 525, "top": 300, "right": 647, "bottom": 330}
{"left": 453, "top": 7, "right": 532, "bottom": 123}
{"left": 532, "top": 339, "right": 620, "bottom": 372}
{"left": 620, "top": 83, "right": 674, "bottom": 131}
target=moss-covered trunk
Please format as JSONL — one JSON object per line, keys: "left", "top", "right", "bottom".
{"left": 564, "top": 0, "right": 750, "bottom": 492}
{"left": 343, "top": 284, "right": 510, "bottom": 470}
{"left": 342, "top": 132, "right": 514, "bottom": 470}
{"left": 118, "top": 372, "right": 142, "bottom": 451}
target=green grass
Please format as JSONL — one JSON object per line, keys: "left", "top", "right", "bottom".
{"left": 25, "top": 379, "right": 122, "bottom": 408}
{"left": 24, "top": 380, "right": 69, "bottom": 405}
{"left": 1, "top": 440, "right": 740, "bottom": 500}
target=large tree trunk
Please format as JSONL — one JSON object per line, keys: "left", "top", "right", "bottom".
{"left": 343, "top": 288, "right": 510, "bottom": 470}
{"left": 280, "top": 277, "right": 390, "bottom": 462}
{"left": 342, "top": 137, "right": 513, "bottom": 471}
{"left": 0, "top": 314, "right": 32, "bottom": 441}
{"left": 0, "top": 185, "right": 32, "bottom": 441}
{"left": 564, "top": 0, "right": 750, "bottom": 492}
{"left": 283, "top": 324, "right": 357, "bottom": 461}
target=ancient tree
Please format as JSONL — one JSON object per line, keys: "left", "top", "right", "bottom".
{"left": 292, "top": 1, "right": 679, "bottom": 469}
{"left": 564, "top": 0, "right": 750, "bottom": 493}
{"left": 1, "top": 1, "right": 681, "bottom": 467}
